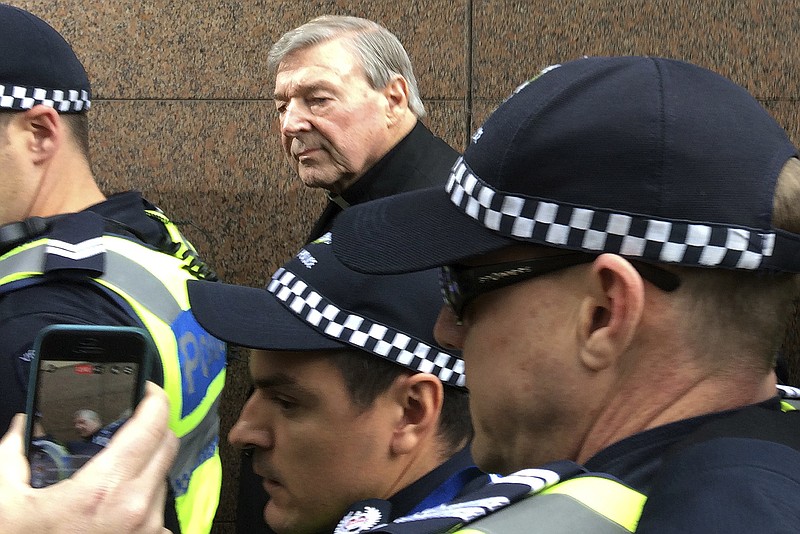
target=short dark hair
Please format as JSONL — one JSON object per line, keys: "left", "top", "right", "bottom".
{"left": 329, "top": 348, "right": 473, "bottom": 452}
{"left": 61, "top": 112, "right": 91, "bottom": 160}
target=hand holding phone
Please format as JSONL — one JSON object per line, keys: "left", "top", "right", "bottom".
{"left": 2, "top": 383, "right": 177, "bottom": 534}
{"left": 24, "top": 325, "right": 154, "bottom": 487}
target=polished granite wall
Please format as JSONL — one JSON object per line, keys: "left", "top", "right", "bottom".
{"left": 7, "top": 1, "right": 800, "bottom": 531}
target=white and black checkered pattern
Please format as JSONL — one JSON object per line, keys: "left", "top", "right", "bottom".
{"left": 267, "top": 267, "right": 466, "bottom": 388}
{"left": 0, "top": 84, "right": 90, "bottom": 112}
{"left": 447, "top": 158, "right": 776, "bottom": 270}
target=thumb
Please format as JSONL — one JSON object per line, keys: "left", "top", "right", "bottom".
{"left": 0, "top": 414, "right": 32, "bottom": 484}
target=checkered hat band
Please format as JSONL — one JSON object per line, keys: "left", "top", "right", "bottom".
{"left": 0, "top": 84, "right": 90, "bottom": 112}
{"left": 267, "top": 268, "right": 467, "bottom": 388}
{"left": 446, "top": 158, "right": 776, "bottom": 270}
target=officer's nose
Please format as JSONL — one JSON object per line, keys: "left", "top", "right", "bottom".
{"left": 228, "top": 392, "right": 273, "bottom": 452}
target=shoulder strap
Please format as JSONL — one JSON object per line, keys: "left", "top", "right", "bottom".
{"left": 0, "top": 217, "right": 50, "bottom": 255}
{"left": 0, "top": 212, "right": 107, "bottom": 280}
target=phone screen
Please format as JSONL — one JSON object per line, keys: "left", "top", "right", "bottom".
{"left": 26, "top": 326, "right": 152, "bottom": 488}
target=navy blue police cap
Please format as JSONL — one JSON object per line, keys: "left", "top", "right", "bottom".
{"left": 0, "top": 3, "right": 91, "bottom": 112}
{"left": 188, "top": 233, "right": 465, "bottom": 388}
{"left": 330, "top": 56, "right": 800, "bottom": 274}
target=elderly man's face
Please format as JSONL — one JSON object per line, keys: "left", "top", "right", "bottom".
{"left": 73, "top": 414, "right": 101, "bottom": 438}
{"left": 274, "top": 38, "right": 396, "bottom": 194}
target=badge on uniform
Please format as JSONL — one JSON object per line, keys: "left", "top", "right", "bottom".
{"left": 334, "top": 498, "right": 391, "bottom": 533}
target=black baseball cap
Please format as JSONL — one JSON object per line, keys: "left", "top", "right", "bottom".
{"left": 331, "top": 56, "right": 800, "bottom": 274}
{"left": 188, "top": 233, "right": 465, "bottom": 388}
{"left": 0, "top": 3, "right": 91, "bottom": 112}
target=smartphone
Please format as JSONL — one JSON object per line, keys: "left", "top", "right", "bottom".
{"left": 24, "top": 325, "right": 154, "bottom": 488}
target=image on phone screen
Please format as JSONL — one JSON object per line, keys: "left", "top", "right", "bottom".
{"left": 28, "top": 355, "right": 142, "bottom": 488}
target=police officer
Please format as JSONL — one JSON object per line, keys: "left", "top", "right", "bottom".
{"left": 0, "top": 5, "right": 226, "bottom": 533}
{"left": 188, "top": 233, "right": 488, "bottom": 534}
{"left": 331, "top": 56, "right": 800, "bottom": 532}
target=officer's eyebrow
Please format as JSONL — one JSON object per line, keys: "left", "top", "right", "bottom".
{"left": 252, "top": 372, "right": 312, "bottom": 396}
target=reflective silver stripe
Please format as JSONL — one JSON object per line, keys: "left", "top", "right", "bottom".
{"left": 0, "top": 242, "right": 182, "bottom": 322}
{"left": 169, "top": 397, "right": 220, "bottom": 495}
{"left": 461, "top": 491, "right": 638, "bottom": 533}
{"left": 0, "top": 243, "right": 45, "bottom": 280}
{"left": 102, "top": 249, "right": 183, "bottom": 322}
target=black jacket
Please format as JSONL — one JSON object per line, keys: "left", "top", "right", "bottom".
{"left": 306, "top": 121, "right": 459, "bottom": 241}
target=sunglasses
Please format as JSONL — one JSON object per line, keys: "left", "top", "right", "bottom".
{"left": 440, "top": 253, "right": 681, "bottom": 324}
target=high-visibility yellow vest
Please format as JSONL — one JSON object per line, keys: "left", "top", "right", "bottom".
{"left": 0, "top": 212, "right": 226, "bottom": 534}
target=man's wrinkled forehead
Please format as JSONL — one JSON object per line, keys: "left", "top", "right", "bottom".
{"left": 274, "top": 39, "right": 368, "bottom": 90}
{"left": 272, "top": 73, "right": 341, "bottom": 102}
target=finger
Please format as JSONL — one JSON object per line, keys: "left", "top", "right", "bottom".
{"left": 126, "top": 427, "right": 177, "bottom": 533}
{"left": 67, "top": 384, "right": 176, "bottom": 533}
{"left": 0, "top": 413, "right": 26, "bottom": 455}
{"left": 136, "top": 425, "right": 178, "bottom": 488}
{"left": 124, "top": 428, "right": 177, "bottom": 527}
{"left": 0, "top": 414, "right": 31, "bottom": 484}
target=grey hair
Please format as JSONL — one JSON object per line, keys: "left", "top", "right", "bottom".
{"left": 74, "top": 409, "right": 101, "bottom": 424}
{"left": 268, "top": 15, "right": 426, "bottom": 118}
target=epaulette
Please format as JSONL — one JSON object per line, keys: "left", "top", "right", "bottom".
{"left": 40, "top": 211, "right": 106, "bottom": 276}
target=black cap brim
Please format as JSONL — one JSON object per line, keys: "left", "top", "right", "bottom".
{"left": 188, "top": 280, "right": 348, "bottom": 351}
{"left": 331, "top": 185, "right": 516, "bottom": 274}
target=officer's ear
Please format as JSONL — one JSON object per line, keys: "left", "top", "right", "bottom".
{"left": 577, "top": 253, "right": 645, "bottom": 372}
{"left": 15, "top": 105, "right": 64, "bottom": 164}
{"left": 389, "top": 372, "right": 443, "bottom": 455}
